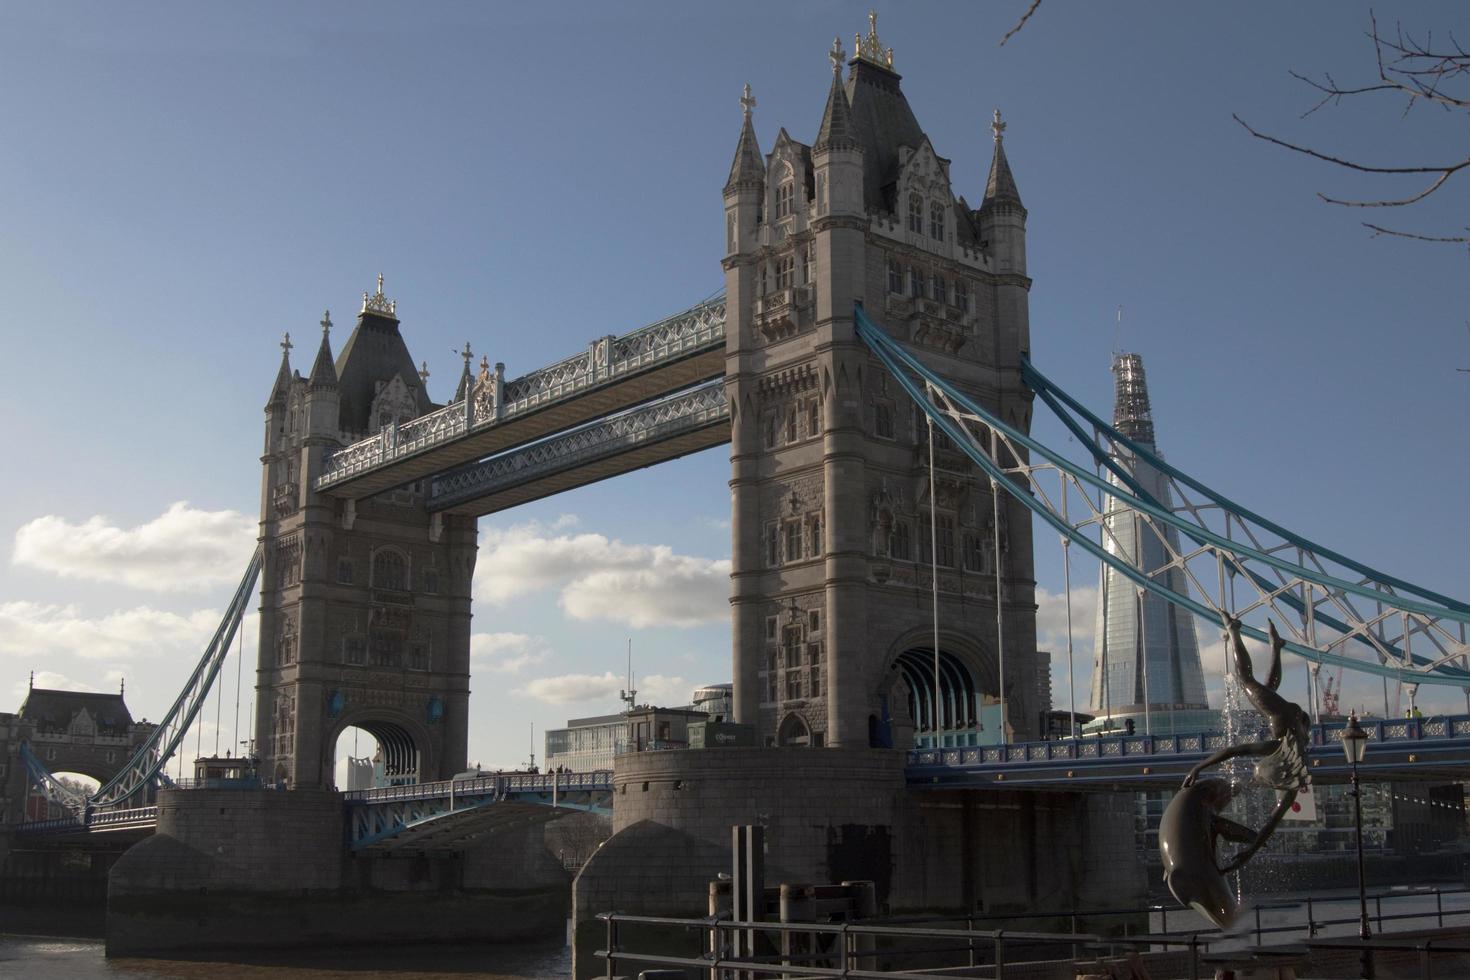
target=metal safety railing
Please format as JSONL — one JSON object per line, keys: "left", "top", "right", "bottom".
{"left": 598, "top": 887, "right": 1470, "bottom": 980}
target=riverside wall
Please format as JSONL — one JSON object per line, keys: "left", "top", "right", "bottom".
{"left": 570, "top": 747, "right": 1146, "bottom": 980}
{"left": 106, "top": 788, "right": 569, "bottom": 956}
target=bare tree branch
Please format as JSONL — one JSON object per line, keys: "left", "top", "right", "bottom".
{"left": 1000, "top": 0, "right": 1043, "bottom": 47}
{"left": 1362, "top": 222, "right": 1470, "bottom": 243}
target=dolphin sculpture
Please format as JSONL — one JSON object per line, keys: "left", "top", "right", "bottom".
{"left": 1158, "top": 777, "right": 1254, "bottom": 928}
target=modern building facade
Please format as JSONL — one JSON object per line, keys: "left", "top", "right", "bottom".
{"left": 1087, "top": 353, "right": 1212, "bottom": 735}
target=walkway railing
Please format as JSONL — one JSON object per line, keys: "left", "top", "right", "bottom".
{"left": 18, "top": 805, "right": 159, "bottom": 836}
{"left": 598, "top": 887, "right": 1470, "bottom": 980}
{"left": 906, "top": 714, "right": 1470, "bottom": 771}
{"left": 317, "top": 295, "right": 726, "bottom": 489}
{"left": 342, "top": 769, "right": 612, "bottom": 805}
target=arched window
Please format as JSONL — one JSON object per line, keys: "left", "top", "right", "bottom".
{"left": 892, "top": 522, "right": 912, "bottom": 560}
{"left": 888, "top": 259, "right": 903, "bottom": 294}
{"left": 372, "top": 549, "right": 407, "bottom": 591}
{"left": 777, "top": 180, "right": 796, "bottom": 218}
{"left": 907, "top": 193, "right": 923, "bottom": 233}
{"left": 955, "top": 278, "right": 970, "bottom": 313}
{"left": 931, "top": 273, "right": 946, "bottom": 303}
{"left": 929, "top": 201, "right": 946, "bottom": 240}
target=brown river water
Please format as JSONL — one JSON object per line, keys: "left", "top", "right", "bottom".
{"left": 0, "top": 933, "right": 572, "bottom": 980}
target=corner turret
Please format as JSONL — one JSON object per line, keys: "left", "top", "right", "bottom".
{"left": 813, "top": 39, "right": 864, "bottom": 220}
{"left": 723, "top": 85, "right": 765, "bottom": 258}
{"left": 978, "top": 109, "right": 1027, "bottom": 278}
{"left": 304, "top": 311, "right": 341, "bottom": 440}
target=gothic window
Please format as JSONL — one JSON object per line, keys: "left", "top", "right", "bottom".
{"left": 963, "top": 533, "right": 984, "bottom": 573}
{"left": 785, "top": 407, "right": 798, "bottom": 443}
{"left": 802, "top": 243, "right": 814, "bottom": 284}
{"left": 343, "top": 635, "right": 366, "bottom": 665}
{"left": 907, "top": 192, "right": 923, "bottom": 233}
{"left": 764, "top": 413, "right": 777, "bottom": 449}
{"left": 892, "top": 522, "right": 912, "bottom": 560}
{"left": 760, "top": 264, "right": 769, "bottom": 295}
{"left": 337, "top": 558, "right": 354, "bottom": 585}
{"left": 784, "top": 626, "right": 803, "bottom": 667}
{"left": 423, "top": 567, "right": 439, "bottom": 594}
{"left": 931, "top": 273, "right": 946, "bottom": 304}
{"left": 370, "top": 628, "right": 404, "bottom": 668}
{"left": 888, "top": 259, "right": 903, "bottom": 294}
{"left": 766, "top": 524, "right": 779, "bottom": 566}
{"left": 909, "top": 266, "right": 923, "bottom": 297}
{"left": 809, "top": 609, "right": 821, "bottom": 633}
{"left": 785, "top": 522, "right": 802, "bottom": 562}
{"left": 875, "top": 402, "right": 895, "bottom": 439}
{"left": 786, "top": 671, "right": 803, "bottom": 700}
{"left": 727, "top": 213, "right": 737, "bottom": 252}
{"left": 409, "top": 642, "right": 429, "bottom": 671}
{"left": 930, "top": 201, "right": 945, "bottom": 240}
{"left": 777, "top": 180, "right": 796, "bottom": 218}
{"left": 807, "top": 400, "right": 821, "bottom": 437}
{"left": 809, "top": 662, "right": 823, "bottom": 697}
{"left": 955, "top": 278, "right": 970, "bottom": 313}
{"left": 766, "top": 616, "right": 778, "bottom": 640}
{"left": 768, "top": 673, "right": 778, "bottom": 704}
{"left": 372, "top": 549, "right": 407, "bottom": 591}
{"left": 815, "top": 173, "right": 826, "bottom": 214}
{"left": 937, "top": 514, "right": 956, "bottom": 567}
{"left": 776, "top": 254, "right": 795, "bottom": 290}
{"left": 808, "top": 515, "right": 822, "bottom": 557}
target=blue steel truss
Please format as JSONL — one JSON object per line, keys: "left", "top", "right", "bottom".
{"left": 854, "top": 304, "right": 1470, "bottom": 689}
{"left": 343, "top": 770, "right": 613, "bottom": 850}
{"left": 22, "top": 548, "right": 262, "bottom": 817}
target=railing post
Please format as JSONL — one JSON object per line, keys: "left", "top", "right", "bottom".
{"left": 1437, "top": 888, "right": 1444, "bottom": 927}
{"left": 604, "top": 913, "right": 617, "bottom": 980}
{"left": 492, "top": 362, "right": 505, "bottom": 420}
{"left": 966, "top": 914, "right": 976, "bottom": 968}
{"left": 1189, "top": 934, "right": 1200, "bottom": 980}
{"left": 1421, "top": 939, "right": 1433, "bottom": 980}
{"left": 837, "top": 923, "right": 849, "bottom": 979}
{"left": 1376, "top": 894, "right": 1383, "bottom": 932}
{"left": 1307, "top": 896, "right": 1316, "bottom": 938}
{"left": 1255, "top": 906, "right": 1263, "bottom": 946}
{"left": 994, "top": 930, "right": 1005, "bottom": 980}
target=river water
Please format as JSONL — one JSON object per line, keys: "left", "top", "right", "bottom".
{"left": 0, "top": 934, "right": 572, "bottom": 980}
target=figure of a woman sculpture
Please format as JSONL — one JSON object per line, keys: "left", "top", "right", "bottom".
{"left": 1159, "top": 615, "right": 1313, "bottom": 926}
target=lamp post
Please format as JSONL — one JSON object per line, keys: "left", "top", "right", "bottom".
{"left": 1341, "top": 713, "right": 1373, "bottom": 979}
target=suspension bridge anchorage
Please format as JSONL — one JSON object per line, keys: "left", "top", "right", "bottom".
{"left": 854, "top": 304, "right": 1470, "bottom": 692}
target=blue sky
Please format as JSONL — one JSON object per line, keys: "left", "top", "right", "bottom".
{"left": 2, "top": 2, "right": 1466, "bottom": 772}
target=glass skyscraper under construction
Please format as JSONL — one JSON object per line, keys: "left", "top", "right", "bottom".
{"left": 1087, "top": 353, "right": 1214, "bottom": 735}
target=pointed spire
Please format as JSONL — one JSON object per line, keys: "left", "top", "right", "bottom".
{"left": 814, "top": 42, "right": 859, "bottom": 154}
{"left": 724, "top": 84, "right": 765, "bottom": 195}
{"left": 453, "top": 341, "right": 473, "bottom": 402}
{"left": 982, "top": 109, "right": 1022, "bottom": 207}
{"left": 267, "top": 331, "right": 293, "bottom": 408}
{"left": 308, "top": 310, "right": 338, "bottom": 389}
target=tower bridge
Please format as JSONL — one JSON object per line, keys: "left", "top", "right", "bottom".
{"left": 9, "top": 12, "right": 1470, "bottom": 966}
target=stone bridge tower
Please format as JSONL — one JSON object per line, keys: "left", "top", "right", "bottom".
{"left": 257, "top": 281, "right": 478, "bottom": 788}
{"left": 724, "top": 21, "right": 1043, "bottom": 748}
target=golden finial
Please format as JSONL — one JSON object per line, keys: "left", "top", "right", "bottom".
{"left": 418, "top": 360, "right": 430, "bottom": 384}
{"left": 361, "top": 275, "right": 397, "bottom": 316}
{"left": 854, "top": 10, "right": 893, "bottom": 68}
{"left": 479, "top": 355, "right": 490, "bottom": 374}
{"left": 740, "top": 83, "right": 756, "bottom": 118}
{"left": 991, "top": 108, "right": 1006, "bottom": 143}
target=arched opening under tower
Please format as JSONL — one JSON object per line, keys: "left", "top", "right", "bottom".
{"left": 24, "top": 771, "right": 100, "bottom": 821}
{"left": 330, "top": 722, "right": 419, "bottom": 790}
{"left": 777, "top": 712, "right": 812, "bottom": 747}
{"left": 891, "top": 647, "right": 991, "bottom": 749}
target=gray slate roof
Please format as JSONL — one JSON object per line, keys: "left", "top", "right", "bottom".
{"left": 19, "top": 689, "right": 135, "bottom": 734}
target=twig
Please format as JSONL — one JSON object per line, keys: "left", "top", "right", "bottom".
{"left": 1000, "top": 0, "right": 1042, "bottom": 47}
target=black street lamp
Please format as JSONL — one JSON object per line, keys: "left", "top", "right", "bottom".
{"left": 1341, "top": 713, "right": 1373, "bottom": 979}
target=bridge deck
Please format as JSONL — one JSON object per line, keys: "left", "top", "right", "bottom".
{"left": 907, "top": 715, "right": 1470, "bottom": 791}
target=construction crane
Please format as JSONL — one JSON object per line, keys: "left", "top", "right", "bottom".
{"left": 1321, "top": 671, "right": 1341, "bottom": 717}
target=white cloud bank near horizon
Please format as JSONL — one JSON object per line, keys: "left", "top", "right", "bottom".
{"left": 475, "top": 518, "right": 729, "bottom": 629}
{"left": 13, "top": 501, "right": 256, "bottom": 592}
{"left": 519, "top": 671, "right": 689, "bottom": 706}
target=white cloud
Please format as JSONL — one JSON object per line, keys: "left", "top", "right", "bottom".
{"left": 470, "top": 631, "right": 551, "bottom": 674}
{"left": 13, "top": 501, "right": 256, "bottom": 592}
{"left": 521, "top": 671, "right": 623, "bottom": 704}
{"left": 14, "top": 670, "right": 98, "bottom": 698}
{"left": 518, "top": 670, "right": 692, "bottom": 706}
{"left": 0, "top": 601, "right": 219, "bottom": 661}
{"left": 1035, "top": 585, "right": 1097, "bottom": 656}
{"left": 475, "top": 519, "right": 730, "bottom": 629}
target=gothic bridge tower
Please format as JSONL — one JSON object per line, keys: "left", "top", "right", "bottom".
{"left": 257, "top": 280, "right": 477, "bottom": 788}
{"left": 724, "top": 19, "right": 1043, "bottom": 749}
